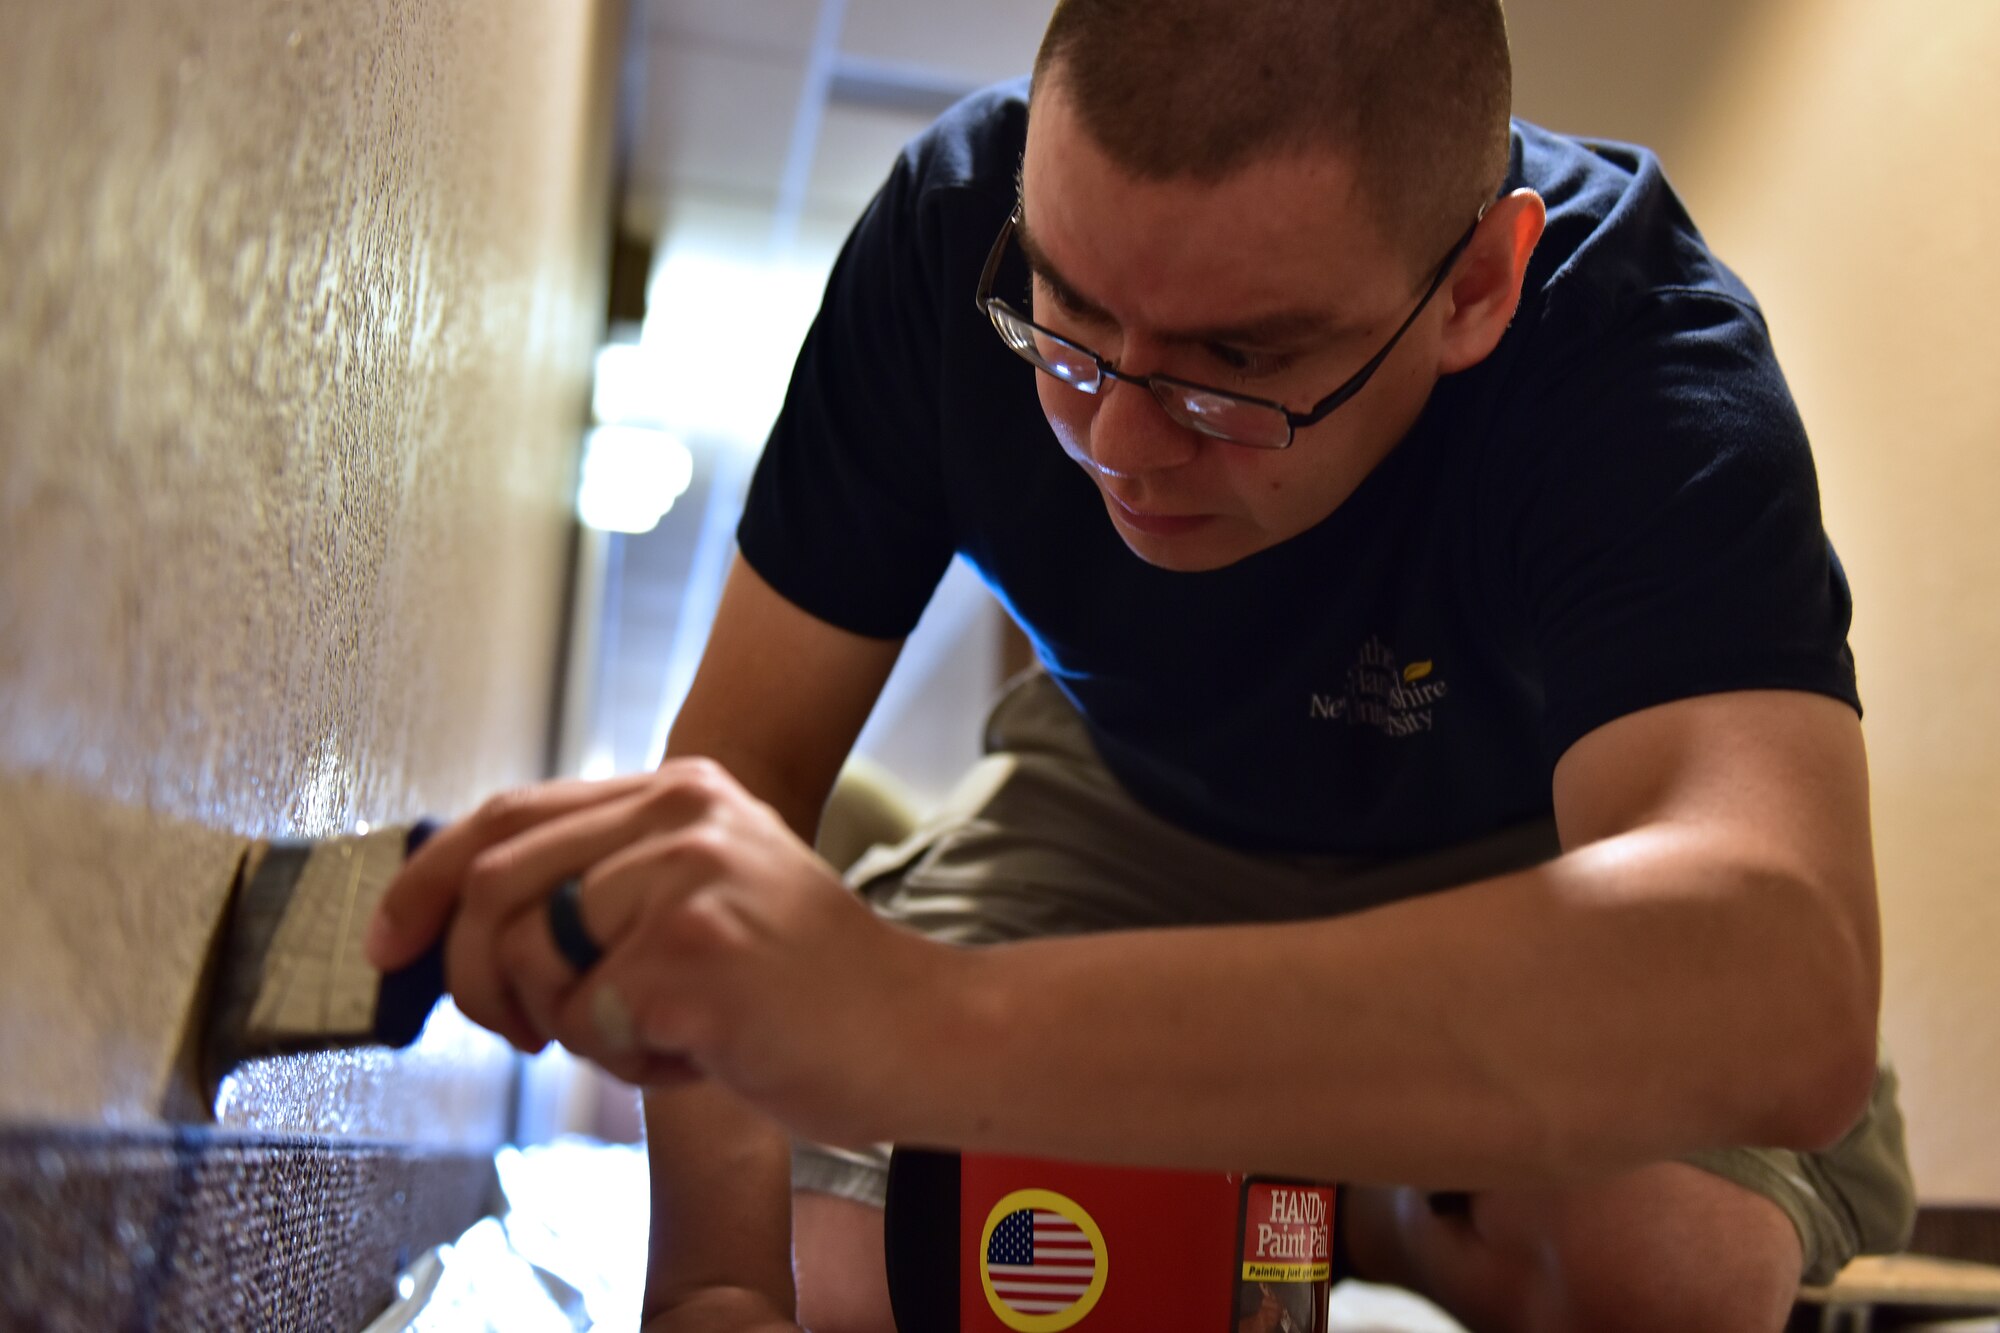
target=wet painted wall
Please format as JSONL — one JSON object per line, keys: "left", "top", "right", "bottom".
{"left": 0, "top": 0, "right": 622, "bottom": 1140}
{"left": 1510, "top": 0, "right": 2000, "bottom": 1201}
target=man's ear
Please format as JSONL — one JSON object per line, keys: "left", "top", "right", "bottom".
{"left": 1437, "top": 188, "right": 1547, "bottom": 375}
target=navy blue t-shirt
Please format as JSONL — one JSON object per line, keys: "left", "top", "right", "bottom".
{"left": 738, "top": 79, "right": 1857, "bottom": 858}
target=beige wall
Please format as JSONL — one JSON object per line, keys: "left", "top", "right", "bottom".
{"left": 1510, "top": 0, "right": 2000, "bottom": 1202}
{"left": 0, "top": 0, "right": 621, "bottom": 1136}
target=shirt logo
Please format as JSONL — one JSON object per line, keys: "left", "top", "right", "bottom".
{"left": 979, "top": 1188, "right": 1109, "bottom": 1330}
{"left": 1308, "top": 635, "right": 1449, "bottom": 738}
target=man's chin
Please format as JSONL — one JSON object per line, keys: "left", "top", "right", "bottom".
{"left": 1108, "top": 518, "right": 1265, "bottom": 573}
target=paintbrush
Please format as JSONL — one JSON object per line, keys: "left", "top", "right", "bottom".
{"left": 191, "top": 820, "right": 447, "bottom": 1102}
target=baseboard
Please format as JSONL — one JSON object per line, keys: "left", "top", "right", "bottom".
{"left": 0, "top": 1125, "right": 496, "bottom": 1331}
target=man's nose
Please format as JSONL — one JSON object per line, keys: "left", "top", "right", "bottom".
{"left": 1085, "top": 373, "right": 1201, "bottom": 479}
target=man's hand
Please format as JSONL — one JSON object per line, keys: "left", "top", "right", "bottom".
{"left": 364, "top": 760, "right": 952, "bottom": 1146}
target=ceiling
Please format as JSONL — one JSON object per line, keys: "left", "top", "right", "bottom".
{"left": 584, "top": 0, "right": 1054, "bottom": 803}
{"left": 626, "top": 0, "right": 1056, "bottom": 244}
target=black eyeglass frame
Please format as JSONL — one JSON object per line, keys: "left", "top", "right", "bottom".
{"left": 974, "top": 204, "right": 1483, "bottom": 449}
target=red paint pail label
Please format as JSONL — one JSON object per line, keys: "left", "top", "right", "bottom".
{"left": 884, "top": 1148, "right": 1336, "bottom": 1331}
{"left": 1234, "top": 1180, "right": 1338, "bottom": 1331}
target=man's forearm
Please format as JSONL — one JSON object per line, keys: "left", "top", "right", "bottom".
{"left": 636, "top": 740, "right": 816, "bottom": 1319}
{"left": 884, "top": 824, "right": 1878, "bottom": 1190}
{"left": 637, "top": 718, "right": 843, "bottom": 1318}
{"left": 640, "top": 1080, "right": 796, "bottom": 1319}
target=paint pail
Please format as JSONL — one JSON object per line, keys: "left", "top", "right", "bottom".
{"left": 885, "top": 1148, "right": 1337, "bottom": 1331}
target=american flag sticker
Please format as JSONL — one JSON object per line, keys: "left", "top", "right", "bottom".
{"left": 978, "top": 1188, "right": 1109, "bottom": 1330}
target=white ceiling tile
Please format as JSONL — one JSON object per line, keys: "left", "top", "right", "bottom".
{"left": 632, "top": 43, "right": 806, "bottom": 204}
{"left": 803, "top": 103, "right": 936, "bottom": 220}
{"left": 647, "top": 0, "right": 824, "bottom": 57}
{"left": 838, "top": 0, "right": 1054, "bottom": 88}
{"left": 629, "top": 0, "right": 1053, "bottom": 242}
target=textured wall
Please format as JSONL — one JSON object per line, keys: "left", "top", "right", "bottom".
{"left": 0, "top": 0, "right": 620, "bottom": 1141}
{"left": 1510, "top": 0, "right": 2000, "bottom": 1201}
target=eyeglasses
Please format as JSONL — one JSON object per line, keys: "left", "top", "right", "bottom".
{"left": 974, "top": 206, "right": 1482, "bottom": 450}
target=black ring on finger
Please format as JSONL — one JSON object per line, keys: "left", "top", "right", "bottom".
{"left": 546, "top": 877, "right": 605, "bottom": 974}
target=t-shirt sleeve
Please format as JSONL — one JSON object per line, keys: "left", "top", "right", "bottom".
{"left": 736, "top": 149, "right": 957, "bottom": 640}
{"left": 1503, "top": 290, "right": 1860, "bottom": 765}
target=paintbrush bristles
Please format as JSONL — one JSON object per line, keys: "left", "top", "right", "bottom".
{"left": 198, "top": 825, "right": 418, "bottom": 1100}
{"left": 198, "top": 838, "right": 294, "bottom": 1092}
{"left": 244, "top": 827, "right": 408, "bottom": 1040}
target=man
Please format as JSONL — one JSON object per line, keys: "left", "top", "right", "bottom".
{"left": 368, "top": 1, "right": 1917, "bottom": 1329}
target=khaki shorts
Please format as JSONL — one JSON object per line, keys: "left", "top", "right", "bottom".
{"left": 797, "top": 673, "right": 1916, "bottom": 1286}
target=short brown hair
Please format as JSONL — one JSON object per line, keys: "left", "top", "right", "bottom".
{"left": 1032, "top": 0, "right": 1512, "bottom": 266}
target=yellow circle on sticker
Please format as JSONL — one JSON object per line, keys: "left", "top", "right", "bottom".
{"left": 978, "top": 1188, "right": 1109, "bottom": 1331}
{"left": 1402, "top": 660, "right": 1434, "bottom": 682}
